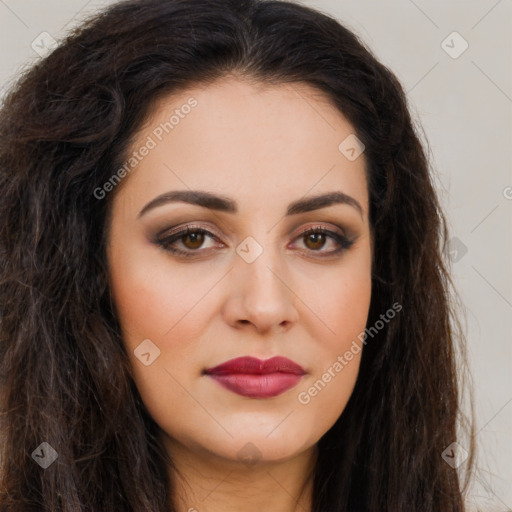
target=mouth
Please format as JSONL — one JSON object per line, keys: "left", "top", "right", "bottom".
{"left": 203, "top": 356, "right": 306, "bottom": 399}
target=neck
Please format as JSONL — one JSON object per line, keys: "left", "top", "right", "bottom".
{"left": 163, "top": 436, "right": 318, "bottom": 512}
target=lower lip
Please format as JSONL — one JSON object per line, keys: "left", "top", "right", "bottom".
{"left": 207, "top": 373, "right": 303, "bottom": 398}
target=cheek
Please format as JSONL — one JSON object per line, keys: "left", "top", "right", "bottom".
{"left": 300, "top": 252, "right": 372, "bottom": 354}
{"left": 293, "top": 258, "right": 372, "bottom": 419}
{"left": 323, "top": 276, "right": 372, "bottom": 336}
{"left": 294, "top": 355, "right": 361, "bottom": 447}
{"left": 107, "top": 248, "right": 217, "bottom": 401}
{"left": 108, "top": 243, "right": 214, "bottom": 348}
{"left": 107, "top": 258, "right": 208, "bottom": 428}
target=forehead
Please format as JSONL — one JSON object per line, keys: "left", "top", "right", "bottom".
{"left": 113, "top": 76, "right": 369, "bottom": 217}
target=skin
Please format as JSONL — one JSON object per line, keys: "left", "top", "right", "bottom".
{"left": 106, "top": 75, "right": 373, "bottom": 512}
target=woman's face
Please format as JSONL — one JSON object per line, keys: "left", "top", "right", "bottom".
{"left": 106, "top": 77, "right": 372, "bottom": 465}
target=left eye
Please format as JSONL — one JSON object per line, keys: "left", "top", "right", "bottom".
{"left": 291, "top": 226, "right": 355, "bottom": 257}
{"left": 155, "top": 225, "right": 354, "bottom": 258}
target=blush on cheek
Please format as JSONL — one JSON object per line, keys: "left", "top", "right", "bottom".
{"left": 310, "top": 280, "right": 371, "bottom": 344}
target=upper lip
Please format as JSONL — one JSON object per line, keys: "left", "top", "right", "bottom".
{"left": 204, "top": 356, "right": 305, "bottom": 375}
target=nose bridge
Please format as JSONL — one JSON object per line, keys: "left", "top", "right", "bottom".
{"left": 227, "top": 230, "right": 299, "bottom": 331}
{"left": 236, "top": 232, "right": 286, "bottom": 298}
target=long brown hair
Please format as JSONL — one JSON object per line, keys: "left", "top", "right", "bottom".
{"left": 0, "top": 0, "right": 474, "bottom": 510}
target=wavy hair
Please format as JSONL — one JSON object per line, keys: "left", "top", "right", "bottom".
{"left": 0, "top": 0, "right": 474, "bottom": 510}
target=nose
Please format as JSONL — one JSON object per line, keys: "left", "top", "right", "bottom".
{"left": 221, "top": 243, "right": 299, "bottom": 335}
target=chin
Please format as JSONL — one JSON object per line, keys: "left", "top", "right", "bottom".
{"left": 207, "top": 428, "right": 316, "bottom": 466}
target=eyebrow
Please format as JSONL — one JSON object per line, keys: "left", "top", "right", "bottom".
{"left": 137, "top": 190, "right": 364, "bottom": 219}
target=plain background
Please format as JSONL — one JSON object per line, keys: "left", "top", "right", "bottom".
{"left": 1, "top": 0, "right": 510, "bottom": 509}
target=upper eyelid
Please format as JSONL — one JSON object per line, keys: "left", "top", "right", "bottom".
{"left": 158, "top": 223, "right": 223, "bottom": 241}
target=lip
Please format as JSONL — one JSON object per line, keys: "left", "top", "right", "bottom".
{"left": 203, "top": 356, "right": 306, "bottom": 398}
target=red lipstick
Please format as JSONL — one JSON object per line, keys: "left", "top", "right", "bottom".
{"left": 203, "top": 356, "right": 306, "bottom": 398}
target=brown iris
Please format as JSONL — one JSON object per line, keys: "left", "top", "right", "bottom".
{"left": 182, "top": 231, "right": 205, "bottom": 249}
{"left": 303, "top": 232, "right": 326, "bottom": 251}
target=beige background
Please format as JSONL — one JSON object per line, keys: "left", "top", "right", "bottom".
{"left": 1, "top": 0, "right": 510, "bottom": 509}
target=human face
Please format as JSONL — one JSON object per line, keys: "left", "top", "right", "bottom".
{"left": 106, "top": 76, "right": 372, "bottom": 465}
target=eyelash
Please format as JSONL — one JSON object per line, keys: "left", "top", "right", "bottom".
{"left": 154, "top": 224, "right": 355, "bottom": 259}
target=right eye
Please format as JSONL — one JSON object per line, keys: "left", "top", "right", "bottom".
{"left": 155, "top": 225, "right": 225, "bottom": 257}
